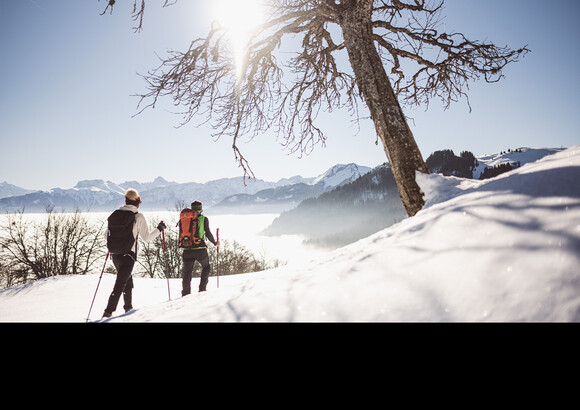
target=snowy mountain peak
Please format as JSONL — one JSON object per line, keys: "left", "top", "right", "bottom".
{"left": 312, "top": 163, "right": 372, "bottom": 188}
{"left": 152, "top": 176, "right": 171, "bottom": 186}
{"left": 275, "top": 175, "right": 315, "bottom": 186}
{"left": 118, "top": 176, "right": 177, "bottom": 192}
{"left": 73, "top": 179, "right": 124, "bottom": 193}
{"left": 0, "top": 181, "right": 36, "bottom": 200}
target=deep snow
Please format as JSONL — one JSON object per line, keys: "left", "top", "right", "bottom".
{"left": 1, "top": 146, "right": 579, "bottom": 322}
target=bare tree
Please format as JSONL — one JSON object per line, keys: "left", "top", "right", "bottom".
{"left": 0, "top": 208, "right": 105, "bottom": 287}
{"left": 101, "top": 0, "right": 528, "bottom": 216}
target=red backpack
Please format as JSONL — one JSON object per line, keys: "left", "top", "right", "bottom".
{"left": 178, "top": 208, "right": 203, "bottom": 248}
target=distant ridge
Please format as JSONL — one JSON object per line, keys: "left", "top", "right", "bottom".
{"left": 0, "top": 163, "right": 371, "bottom": 213}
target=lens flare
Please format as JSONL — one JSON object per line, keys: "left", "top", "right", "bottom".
{"left": 211, "top": 0, "right": 265, "bottom": 79}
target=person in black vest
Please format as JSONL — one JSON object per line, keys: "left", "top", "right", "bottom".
{"left": 181, "top": 200, "right": 219, "bottom": 295}
{"left": 102, "top": 188, "right": 166, "bottom": 319}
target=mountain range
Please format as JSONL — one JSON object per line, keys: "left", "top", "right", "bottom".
{"left": 0, "top": 163, "right": 372, "bottom": 213}
{"left": 210, "top": 163, "right": 371, "bottom": 214}
{"left": 0, "top": 147, "right": 564, "bottom": 221}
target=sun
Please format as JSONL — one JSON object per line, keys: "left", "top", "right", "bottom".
{"left": 211, "top": 0, "right": 265, "bottom": 78}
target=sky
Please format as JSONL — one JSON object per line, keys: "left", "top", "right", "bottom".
{"left": 1, "top": 0, "right": 578, "bottom": 191}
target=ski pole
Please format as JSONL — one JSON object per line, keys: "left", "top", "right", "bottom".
{"left": 85, "top": 251, "right": 109, "bottom": 323}
{"left": 216, "top": 228, "right": 220, "bottom": 288}
{"left": 162, "top": 229, "right": 171, "bottom": 301}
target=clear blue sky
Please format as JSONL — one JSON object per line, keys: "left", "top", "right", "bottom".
{"left": 1, "top": 0, "right": 578, "bottom": 191}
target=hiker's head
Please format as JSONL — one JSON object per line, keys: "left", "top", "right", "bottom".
{"left": 191, "top": 200, "right": 203, "bottom": 214}
{"left": 125, "top": 188, "right": 141, "bottom": 207}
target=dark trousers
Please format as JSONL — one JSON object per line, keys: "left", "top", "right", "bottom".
{"left": 182, "top": 248, "right": 211, "bottom": 295}
{"left": 105, "top": 253, "right": 135, "bottom": 314}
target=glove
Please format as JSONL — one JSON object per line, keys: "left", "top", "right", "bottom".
{"left": 157, "top": 221, "right": 167, "bottom": 232}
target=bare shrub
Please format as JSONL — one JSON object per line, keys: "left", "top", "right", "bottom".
{"left": 0, "top": 208, "right": 105, "bottom": 288}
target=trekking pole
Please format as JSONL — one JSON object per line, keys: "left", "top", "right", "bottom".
{"left": 85, "top": 251, "right": 109, "bottom": 323}
{"left": 216, "top": 228, "right": 220, "bottom": 288}
{"left": 162, "top": 229, "right": 171, "bottom": 301}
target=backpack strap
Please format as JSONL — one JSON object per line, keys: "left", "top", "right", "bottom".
{"left": 198, "top": 214, "right": 205, "bottom": 241}
{"left": 131, "top": 211, "right": 138, "bottom": 259}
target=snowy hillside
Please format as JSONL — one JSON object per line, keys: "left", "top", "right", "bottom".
{"left": 474, "top": 147, "right": 565, "bottom": 179}
{"left": 1, "top": 146, "right": 579, "bottom": 322}
{"left": 262, "top": 164, "right": 406, "bottom": 247}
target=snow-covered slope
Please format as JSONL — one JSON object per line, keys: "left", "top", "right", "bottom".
{"left": 474, "top": 147, "right": 565, "bottom": 179}
{"left": 1, "top": 146, "right": 579, "bottom": 322}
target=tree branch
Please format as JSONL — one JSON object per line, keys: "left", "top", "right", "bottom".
{"left": 371, "top": 1, "right": 529, "bottom": 109}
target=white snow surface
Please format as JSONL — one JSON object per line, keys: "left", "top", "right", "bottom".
{"left": 1, "top": 146, "right": 579, "bottom": 322}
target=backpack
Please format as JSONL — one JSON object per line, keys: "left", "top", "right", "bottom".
{"left": 178, "top": 208, "right": 205, "bottom": 248}
{"left": 107, "top": 210, "right": 137, "bottom": 255}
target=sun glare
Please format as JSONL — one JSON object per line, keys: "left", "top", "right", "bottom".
{"left": 212, "top": 0, "right": 265, "bottom": 78}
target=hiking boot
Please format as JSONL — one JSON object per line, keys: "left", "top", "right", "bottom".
{"left": 102, "top": 310, "right": 112, "bottom": 318}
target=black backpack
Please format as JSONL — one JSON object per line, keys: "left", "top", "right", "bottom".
{"left": 107, "top": 210, "right": 137, "bottom": 255}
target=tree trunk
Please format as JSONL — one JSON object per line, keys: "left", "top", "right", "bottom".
{"left": 339, "top": 0, "right": 429, "bottom": 216}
